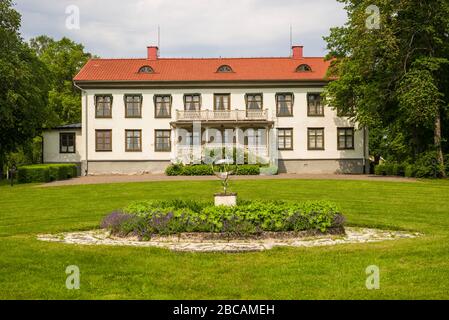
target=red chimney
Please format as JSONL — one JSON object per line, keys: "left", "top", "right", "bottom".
{"left": 292, "top": 45, "right": 304, "bottom": 59}
{"left": 147, "top": 46, "right": 159, "bottom": 60}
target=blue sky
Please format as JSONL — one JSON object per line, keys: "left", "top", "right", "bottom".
{"left": 14, "top": 0, "right": 347, "bottom": 58}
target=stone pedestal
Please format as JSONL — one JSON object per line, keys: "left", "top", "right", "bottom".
{"left": 214, "top": 193, "right": 237, "bottom": 206}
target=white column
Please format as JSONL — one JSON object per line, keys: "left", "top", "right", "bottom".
{"left": 170, "top": 126, "right": 177, "bottom": 163}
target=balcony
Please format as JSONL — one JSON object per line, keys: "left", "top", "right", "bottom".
{"left": 175, "top": 144, "right": 270, "bottom": 165}
{"left": 175, "top": 109, "right": 271, "bottom": 122}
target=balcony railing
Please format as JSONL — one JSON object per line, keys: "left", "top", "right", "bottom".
{"left": 175, "top": 144, "right": 270, "bottom": 165}
{"left": 175, "top": 109, "right": 270, "bottom": 121}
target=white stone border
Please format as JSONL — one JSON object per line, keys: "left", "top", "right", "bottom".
{"left": 37, "top": 227, "right": 421, "bottom": 253}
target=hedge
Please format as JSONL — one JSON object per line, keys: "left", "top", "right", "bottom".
{"left": 101, "top": 199, "right": 345, "bottom": 238}
{"left": 374, "top": 153, "right": 448, "bottom": 178}
{"left": 165, "top": 164, "right": 261, "bottom": 176}
{"left": 18, "top": 164, "right": 78, "bottom": 183}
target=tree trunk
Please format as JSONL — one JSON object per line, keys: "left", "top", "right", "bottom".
{"left": 434, "top": 111, "right": 446, "bottom": 177}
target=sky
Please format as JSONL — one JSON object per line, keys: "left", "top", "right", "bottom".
{"left": 14, "top": 0, "right": 348, "bottom": 59}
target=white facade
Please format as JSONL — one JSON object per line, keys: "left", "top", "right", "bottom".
{"left": 44, "top": 86, "right": 368, "bottom": 175}
{"left": 43, "top": 128, "right": 83, "bottom": 163}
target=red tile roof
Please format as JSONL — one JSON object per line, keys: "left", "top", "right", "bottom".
{"left": 74, "top": 56, "right": 331, "bottom": 82}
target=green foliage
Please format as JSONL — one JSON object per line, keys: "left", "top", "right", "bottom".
{"left": 374, "top": 164, "right": 386, "bottom": 176}
{"left": 234, "top": 165, "right": 260, "bottom": 175}
{"left": 29, "top": 35, "right": 94, "bottom": 126}
{"left": 17, "top": 166, "right": 49, "bottom": 183}
{"left": 404, "top": 164, "right": 416, "bottom": 178}
{"left": 398, "top": 62, "right": 444, "bottom": 129}
{"left": 374, "top": 151, "right": 446, "bottom": 178}
{"left": 375, "top": 163, "right": 406, "bottom": 177}
{"left": 165, "top": 163, "right": 184, "bottom": 176}
{"left": 113, "top": 199, "right": 344, "bottom": 237}
{"left": 181, "top": 164, "right": 214, "bottom": 176}
{"left": 165, "top": 164, "right": 260, "bottom": 176}
{"left": 0, "top": 0, "right": 50, "bottom": 176}
{"left": 413, "top": 151, "right": 445, "bottom": 178}
{"left": 17, "top": 164, "right": 78, "bottom": 183}
{"left": 324, "top": 0, "right": 449, "bottom": 173}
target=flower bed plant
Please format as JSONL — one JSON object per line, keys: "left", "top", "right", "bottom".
{"left": 100, "top": 199, "right": 345, "bottom": 239}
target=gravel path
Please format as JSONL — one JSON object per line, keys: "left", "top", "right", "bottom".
{"left": 40, "top": 173, "right": 417, "bottom": 187}
{"left": 37, "top": 227, "right": 420, "bottom": 252}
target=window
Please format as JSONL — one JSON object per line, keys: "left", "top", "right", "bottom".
{"left": 246, "top": 93, "right": 263, "bottom": 111}
{"left": 307, "top": 93, "right": 324, "bottom": 116}
{"left": 95, "top": 95, "right": 112, "bottom": 118}
{"left": 59, "top": 133, "right": 75, "bottom": 153}
{"left": 125, "top": 130, "right": 142, "bottom": 152}
{"left": 276, "top": 93, "right": 294, "bottom": 117}
{"left": 95, "top": 130, "right": 112, "bottom": 151}
{"left": 154, "top": 95, "right": 172, "bottom": 118}
{"left": 217, "top": 65, "right": 233, "bottom": 73}
{"left": 338, "top": 128, "right": 354, "bottom": 150}
{"left": 184, "top": 94, "right": 201, "bottom": 111}
{"left": 178, "top": 130, "right": 194, "bottom": 146}
{"left": 296, "top": 64, "right": 312, "bottom": 72}
{"left": 277, "top": 128, "right": 293, "bottom": 150}
{"left": 138, "top": 66, "right": 154, "bottom": 73}
{"left": 124, "top": 94, "right": 142, "bottom": 118}
{"left": 244, "top": 128, "right": 265, "bottom": 148}
{"left": 308, "top": 128, "right": 325, "bottom": 150}
{"left": 214, "top": 94, "right": 231, "bottom": 111}
{"left": 155, "top": 130, "right": 171, "bottom": 152}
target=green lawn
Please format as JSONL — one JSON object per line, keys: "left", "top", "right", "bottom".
{"left": 1, "top": 178, "right": 449, "bottom": 299}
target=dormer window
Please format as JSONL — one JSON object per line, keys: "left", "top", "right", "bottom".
{"left": 138, "top": 65, "right": 154, "bottom": 73}
{"left": 296, "top": 64, "right": 312, "bottom": 72}
{"left": 217, "top": 65, "right": 233, "bottom": 73}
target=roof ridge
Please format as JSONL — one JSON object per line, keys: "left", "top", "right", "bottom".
{"left": 88, "top": 56, "right": 325, "bottom": 61}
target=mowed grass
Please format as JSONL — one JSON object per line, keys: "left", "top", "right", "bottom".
{"left": 0, "top": 178, "right": 449, "bottom": 299}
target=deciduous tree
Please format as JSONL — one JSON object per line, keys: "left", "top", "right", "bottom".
{"left": 0, "top": 0, "right": 49, "bottom": 177}
{"left": 324, "top": 0, "right": 449, "bottom": 176}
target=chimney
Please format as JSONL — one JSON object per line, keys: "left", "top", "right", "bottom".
{"left": 292, "top": 45, "right": 303, "bottom": 59}
{"left": 147, "top": 46, "right": 159, "bottom": 60}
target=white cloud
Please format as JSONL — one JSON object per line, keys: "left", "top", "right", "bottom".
{"left": 14, "top": 0, "right": 347, "bottom": 58}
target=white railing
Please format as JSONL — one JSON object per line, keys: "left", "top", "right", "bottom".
{"left": 176, "top": 109, "right": 270, "bottom": 121}
{"left": 174, "top": 144, "right": 270, "bottom": 165}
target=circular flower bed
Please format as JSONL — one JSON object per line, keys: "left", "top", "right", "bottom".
{"left": 100, "top": 200, "right": 346, "bottom": 240}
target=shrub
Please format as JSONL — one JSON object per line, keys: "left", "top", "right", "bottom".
{"left": 385, "top": 163, "right": 395, "bottom": 176}
{"left": 17, "top": 164, "right": 78, "bottom": 183}
{"left": 374, "top": 162, "right": 405, "bottom": 177}
{"left": 414, "top": 151, "right": 445, "bottom": 178}
{"left": 165, "top": 164, "right": 260, "bottom": 176}
{"left": 374, "top": 153, "right": 447, "bottom": 178}
{"left": 165, "top": 163, "right": 184, "bottom": 176}
{"left": 374, "top": 164, "right": 386, "bottom": 176}
{"left": 182, "top": 165, "right": 214, "bottom": 176}
{"left": 404, "top": 164, "right": 416, "bottom": 178}
{"left": 106, "top": 199, "right": 345, "bottom": 238}
{"left": 234, "top": 165, "right": 260, "bottom": 175}
{"left": 17, "top": 165, "right": 50, "bottom": 183}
